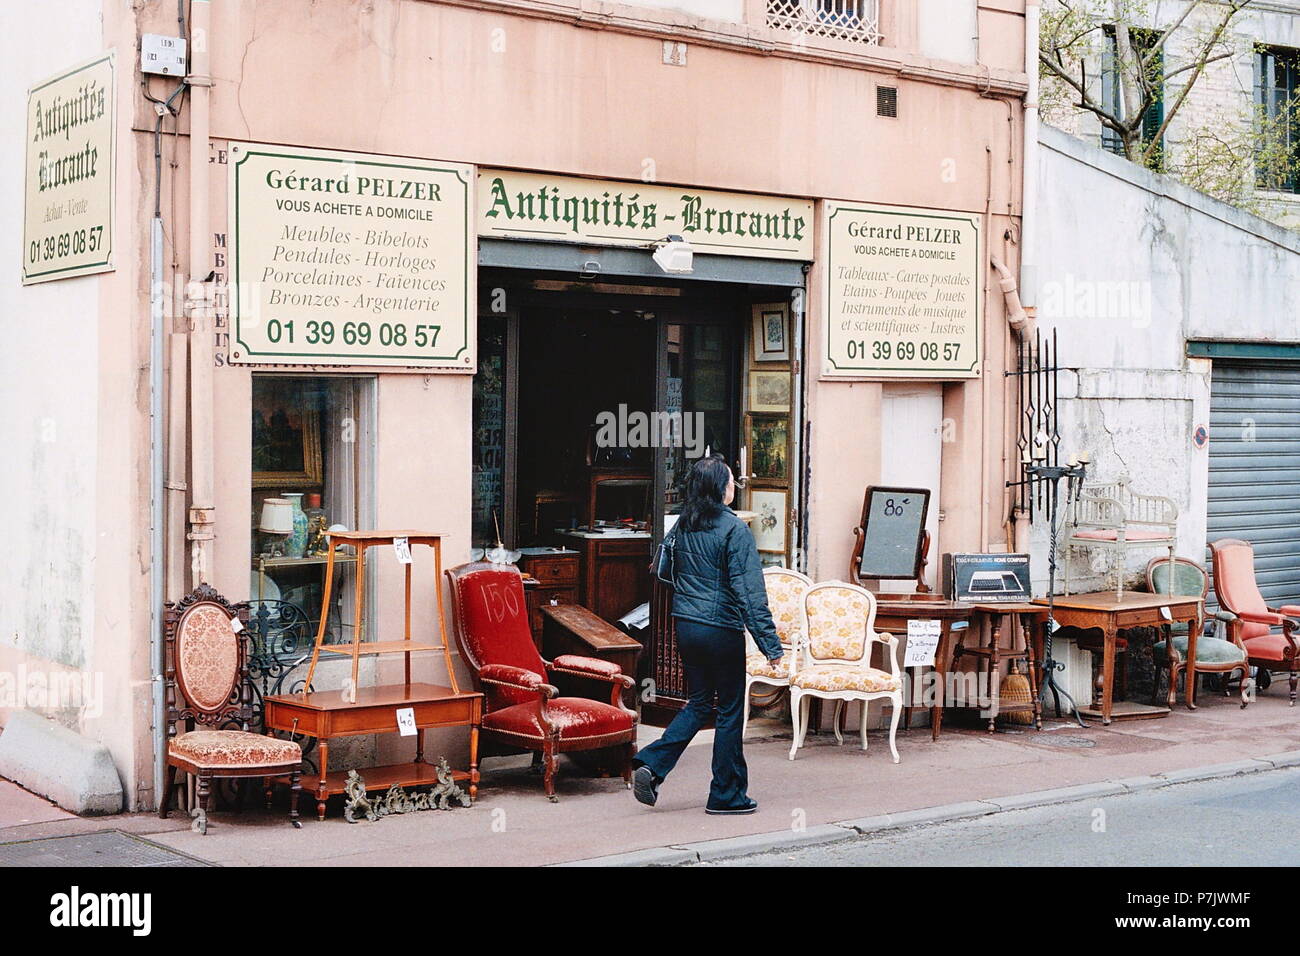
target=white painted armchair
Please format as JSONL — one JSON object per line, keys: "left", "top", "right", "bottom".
{"left": 743, "top": 567, "right": 811, "bottom": 733}
{"left": 1063, "top": 476, "right": 1177, "bottom": 600}
{"left": 788, "top": 581, "right": 903, "bottom": 763}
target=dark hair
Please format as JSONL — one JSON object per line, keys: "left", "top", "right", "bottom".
{"left": 677, "top": 454, "right": 732, "bottom": 533}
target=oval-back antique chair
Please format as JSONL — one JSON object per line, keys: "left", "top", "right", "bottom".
{"left": 160, "top": 584, "right": 303, "bottom": 835}
{"left": 1208, "top": 539, "right": 1300, "bottom": 705}
{"left": 788, "top": 581, "right": 903, "bottom": 763}
{"left": 742, "top": 567, "right": 812, "bottom": 733}
{"left": 1145, "top": 556, "right": 1250, "bottom": 710}
{"left": 444, "top": 562, "right": 637, "bottom": 802}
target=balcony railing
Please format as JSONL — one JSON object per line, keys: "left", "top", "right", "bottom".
{"left": 766, "top": 0, "right": 881, "bottom": 45}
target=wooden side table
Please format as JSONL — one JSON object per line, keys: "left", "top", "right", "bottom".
{"left": 957, "top": 604, "right": 1047, "bottom": 731}
{"left": 1033, "top": 592, "right": 1202, "bottom": 724}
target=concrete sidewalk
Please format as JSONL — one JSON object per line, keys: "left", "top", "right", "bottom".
{"left": 2, "top": 688, "right": 1298, "bottom": 866}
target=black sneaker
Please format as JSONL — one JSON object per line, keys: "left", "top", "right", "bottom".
{"left": 705, "top": 800, "right": 758, "bottom": 815}
{"left": 632, "top": 765, "right": 660, "bottom": 807}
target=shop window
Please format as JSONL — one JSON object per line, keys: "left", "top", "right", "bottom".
{"left": 1256, "top": 46, "right": 1300, "bottom": 192}
{"left": 251, "top": 375, "right": 375, "bottom": 653}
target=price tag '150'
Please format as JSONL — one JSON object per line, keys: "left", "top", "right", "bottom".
{"left": 393, "top": 537, "right": 413, "bottom": 564}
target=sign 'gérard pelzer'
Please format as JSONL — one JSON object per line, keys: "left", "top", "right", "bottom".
{"left": 229, "top": 142, "right": 474, "bottom": 370}
{"left": 823, "top": 202, "right": 982, "bottom": 379}
{"left": 23, "top": 52, "right": 116, "bottom": 285}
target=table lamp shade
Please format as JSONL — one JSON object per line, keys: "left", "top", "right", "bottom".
{"left": 260, "top": 498, "right": 294, "bottom": 534}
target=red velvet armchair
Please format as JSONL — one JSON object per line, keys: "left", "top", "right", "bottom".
{"left": 1209, "top": 539, "right": 1300, "bottom": 705}
{"left": 445, "top": 562, "right": 638, "bottom": 801}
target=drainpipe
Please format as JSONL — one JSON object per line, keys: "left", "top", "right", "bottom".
{"left": 187, "top": 0, "right": 215, "bottom": 584}
{"left": 1012, "top": 0, "right": 1041, "bottom": 554}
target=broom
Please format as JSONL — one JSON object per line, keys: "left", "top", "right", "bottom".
{"left": 1000, "top": 659, "right": 1035, "bottom": 725}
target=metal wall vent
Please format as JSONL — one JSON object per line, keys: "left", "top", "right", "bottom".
{"left": 876, "top": 85, "right": 898, "bottom": 118}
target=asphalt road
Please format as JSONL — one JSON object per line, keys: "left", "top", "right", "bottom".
{"left": 701, "top": 766, "right": 1300, "bottom": 866}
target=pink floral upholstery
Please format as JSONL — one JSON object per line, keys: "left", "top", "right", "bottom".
{"left": 169, "top": 730, "right": 301, "bottom": 769}
{"left": 177, "top": 604, "right": 239, "bottom": 713}
{"left": 804, "top": 585, "right": 873, "bottom": 661}
{"left": 792, "top": 665, "right": 901, "bottom": 694}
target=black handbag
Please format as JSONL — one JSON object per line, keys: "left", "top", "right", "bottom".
{"left": 654, "top": 526, "right": 679, "bottom": 585}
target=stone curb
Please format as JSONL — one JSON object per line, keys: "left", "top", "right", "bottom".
{"left": 1153, "top": 758, "right": 1273, "bottom": 784}
{"left": 838, "top": 800, "right": 999, "bottom": 834}
{"left": 551, "top": 846, "right": 700, "bottom": 867}
{"left": 552, "top": 757, "right": 1300, "bottom": 866}
{"left": 671, "top": 823, "right": 852, "bottom": 862}
{"left": 981, "top": 781, "right": 1128, "bottom": 811}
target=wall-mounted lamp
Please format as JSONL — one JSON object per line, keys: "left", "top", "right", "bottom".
{"left": 652, "top": 235, "right": 694, "bottom": 274}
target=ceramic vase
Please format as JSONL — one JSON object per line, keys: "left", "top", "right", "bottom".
{"left": 283, "top": 493, "right": 309, "bottom": 558}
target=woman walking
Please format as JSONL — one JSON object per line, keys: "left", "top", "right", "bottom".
{"left": 632, "top": 454, "right": 784, "bottom": 814}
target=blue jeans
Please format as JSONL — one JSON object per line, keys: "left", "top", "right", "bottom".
{"left": 635, "top": 618, "right": 750, "bottom": 810}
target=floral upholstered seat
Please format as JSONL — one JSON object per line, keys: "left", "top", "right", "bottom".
{"left": 743, "top": 567, "right": 812, "bottom": 733}
{"left": 169, "top": 730, "right": 301, "bottom": 769}
{"left": 788, "top": 581, "right": 903, "bottom": 763}
{"left": 791, "top": 664, "right": 901, "bottom": 694}
{"left": 159, "top": 585, "right": 304, "bottom": 835}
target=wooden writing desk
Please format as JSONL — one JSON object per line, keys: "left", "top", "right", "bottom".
{"left": 264, "top": 683, "right": 482, "bottom": 820}
{"left": 1033, "top": 592, "right": 1202, "bottom": 725}
{"left": 875, "top": 596, "right": 973, "bottom": 740}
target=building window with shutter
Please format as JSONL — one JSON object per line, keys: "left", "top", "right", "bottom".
{"left": 1100, "top": 25, "right": 1164, "bottom": 166}
{"left": 1255, "top": 46, "right": 1300, "bottom": 193}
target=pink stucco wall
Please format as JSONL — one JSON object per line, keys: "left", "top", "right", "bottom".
{"left": 50, "top": 0, "right": 1027, "bottom": 804}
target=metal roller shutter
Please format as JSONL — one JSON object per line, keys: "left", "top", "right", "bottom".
{"left": 1207, "top": 362, "right": 1300, "bottom": 607}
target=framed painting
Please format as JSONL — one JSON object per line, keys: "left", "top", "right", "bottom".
{"left": 749, "top": 487, "right": 788, "bottom": 553}
{"left": 751, "top": 303, "right": 790, "bottom": 363}
{"left": 251, "top": 381, "right": 324, "bottom": 489}
{"left": 746, "top": 414, "right": 789, "bottom": 481}
{"left": 749, "top": 370, "right": 791, "bottom": 413}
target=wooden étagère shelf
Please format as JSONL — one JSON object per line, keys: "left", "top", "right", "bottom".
{"left": 264, "top": 531, "right": 482, "bottom": 819}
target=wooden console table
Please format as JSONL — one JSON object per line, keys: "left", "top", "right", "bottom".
{"left": 264, "top": 683, "right": 481, "bottom": 820}
{"left": 1033, "top": 592, "right": 1202, "bottom": 725}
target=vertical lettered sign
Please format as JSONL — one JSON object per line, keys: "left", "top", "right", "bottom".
{"left": 23, "top": 52, "right": 116, "bottom": 284}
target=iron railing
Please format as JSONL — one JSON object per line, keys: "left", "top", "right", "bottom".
{"left": 766, "top": 0, "right": 881, "bottom": 45}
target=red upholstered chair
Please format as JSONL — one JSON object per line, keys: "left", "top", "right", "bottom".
{"left": 160, "top": 584, "right": 302, "bottom": 834}
{"left": 1209, "top": 539, "right": 1300, "bottom": 705}
{"left": 445, "top": 562, "right": 637, "bottom": 801}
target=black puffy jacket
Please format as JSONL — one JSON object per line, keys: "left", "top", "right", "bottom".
{"left": 668, "top": 508, "right": 783, "bottom": 659}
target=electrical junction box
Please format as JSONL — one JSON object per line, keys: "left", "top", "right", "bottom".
{"left": 141, "top": 35, "right": 187, "bottom": 76}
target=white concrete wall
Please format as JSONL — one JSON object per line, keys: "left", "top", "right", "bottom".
{"left": 1034, "top": 122, "right": 1300, "bottom": 598}
{"left": 0, "top": 3, "right": 104, "bottom": 691}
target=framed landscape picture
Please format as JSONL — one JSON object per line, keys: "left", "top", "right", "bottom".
{"left": 751, "top": 303, "right": 790, "bottom": 363}
{"left": 252, "top": 381, "right": 324, "bottom": 489}
{"left": 749, "top": 370, "right": 791, "bottom": 413}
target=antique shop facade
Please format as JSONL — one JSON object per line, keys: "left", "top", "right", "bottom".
{"left": 2, "top": 0, "right": 1030, "bottom": 809}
